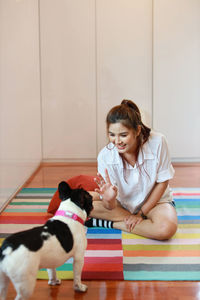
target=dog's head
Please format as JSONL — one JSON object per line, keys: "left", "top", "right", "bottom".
{"left": 58, "top": 181, "right": 93, "bottom": 217}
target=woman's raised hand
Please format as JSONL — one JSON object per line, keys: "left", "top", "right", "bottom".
{"left": 94, "top": 169, "right": 118, "bottom": 210}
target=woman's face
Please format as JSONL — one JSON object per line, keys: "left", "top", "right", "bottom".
{"left": 108, "top": 122, "right": 140, "bottom": 154}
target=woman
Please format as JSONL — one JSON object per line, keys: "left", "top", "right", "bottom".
{"left": 86, "top": 99, "right": 177, "bottom": 240}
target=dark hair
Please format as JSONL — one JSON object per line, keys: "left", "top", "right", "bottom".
{"left": 106, "top": 99, "right": 151, "bottom": 177}
{"left": 106, "top": 99, "right": 151, "bottom": 147}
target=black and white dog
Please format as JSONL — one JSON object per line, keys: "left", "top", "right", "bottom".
{"left": 0, "top": 181, "right": 93, "bottom": 300}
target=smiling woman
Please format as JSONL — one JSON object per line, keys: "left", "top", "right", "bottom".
{"left": 108, "top": 123, "right": 140, "bottom": 166}
{"left": 85, "top": 99, "right": 178, "bottom": 241}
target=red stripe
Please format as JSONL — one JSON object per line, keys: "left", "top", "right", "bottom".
{"left": 0, "top": 216, "right": 49, "bottom": 224}
{"left": 82, "top": 271, "right": 124, "bottom": 280}
{"left": 83, "top": 263, "right": 123, "bottom": 272}
{"left": 1, "top": 212, "right": 51, "bottom": 216}
{"left": 87, "top": 239, "right": 122, "bottom": 245}
{"left": 84, "top": 257, "right": 123, "bottom": 264}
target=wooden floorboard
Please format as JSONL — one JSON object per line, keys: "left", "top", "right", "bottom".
{"left": 6, "top": 163, "right": 200, "bottom": 300}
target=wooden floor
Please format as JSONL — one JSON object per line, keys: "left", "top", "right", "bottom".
{"left": 6, "top": 162, "right": 200, "bottom": 300}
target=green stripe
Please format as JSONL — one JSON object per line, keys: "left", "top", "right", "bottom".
{"left": 19, "top": 188, "right": 57, "bottom": 194}
{"left": 124, "top": 271, "right": 200, "bottom": 280}
{"left": 40, "top": 264, "right": 73, "bottom": 271}
{"left": 177, "top": 207, "right": 200, "bottom": 212}
{"left": 4, "top": 209, "right": 48, "bottom": 212}
{"left": 123, "top": 244, "right": 200, "bottom": 251}
{"left": 10, "top": 202, "right": 49, "bottom": 206}
{"left": 176, "top": 203, "right": 200, "bottom": 208}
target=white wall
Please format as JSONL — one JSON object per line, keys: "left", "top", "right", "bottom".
{"left": 96, "top": 0, "right": 152, "bottom": 151}
{"left": 0, "top": 0, "right": 42, "bottom": 210}
{"left": 153, "top": 0, "right": 200, "bottom": 161}
{"left": 40, "top": 0, "right": 200, "bottom": 162}
{"left": 40, "top": 0, "right": 96, "bottom": 160}
{"left": 40, "top": 0, "right": 153, "bottom": 160}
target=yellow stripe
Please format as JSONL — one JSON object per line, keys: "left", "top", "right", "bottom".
{"left": 173, "top": 232, "right": 200, "bottom": 239}
{"left": 122, "top": 232, "right": 200, "bottom": 240}
{"left": 178, "top": 224, "right": 200, "bottom": 228}
{"left": 122, "top": 233, "right": 145, "bottom": 239}
{"left": 37, "top": 271, "right": 73, "bottom": 280}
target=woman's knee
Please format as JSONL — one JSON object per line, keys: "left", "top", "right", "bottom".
{"left": 156, "top": 221, "right": 178, "bottom": 241}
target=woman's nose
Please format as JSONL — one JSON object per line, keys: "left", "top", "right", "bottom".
{"left": 115, "top": 136, "right": 121, "bottom": 144}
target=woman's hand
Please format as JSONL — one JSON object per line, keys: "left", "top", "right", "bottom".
{"left": 94, "top": 169, "right": 118, "bottom": 210}
{"left": 124, "top": 214, "right": 143, "bottom": 232}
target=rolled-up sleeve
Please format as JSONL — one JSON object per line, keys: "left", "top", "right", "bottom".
{"left": 156, "top": 135, "right": 175, "bottom": 183}
{"left": 97, "top": 152, "right": 107, "bottom": 179}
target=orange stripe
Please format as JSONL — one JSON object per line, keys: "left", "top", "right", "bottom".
{"left": 123, "top": 250, "right": 200, "bottom": 257}
{"left": 83, "top": 263, "right": 123, "bottom": 272}
{"left": 1, "top": 212, "right": 52, "bottom": 217}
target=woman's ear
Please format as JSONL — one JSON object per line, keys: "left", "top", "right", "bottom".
{"left": 136, "top": 125, "right": 141, "bottom": 137}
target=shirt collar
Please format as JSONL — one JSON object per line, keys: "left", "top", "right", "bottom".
{"left": 110, "top": 142, "right": 154, "bottom": 167}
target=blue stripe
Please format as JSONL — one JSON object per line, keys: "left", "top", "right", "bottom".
{"left": 174, "top": 198, "right": 200, "bottom": 202}
{"left": 87, "top": 228, "right": 121, "bottom": 234}
{"left": 178, "top": 216, "right": 200, "bottom": 220}
{"left": 87, "top": 234, "right": 121, "bottom": 239}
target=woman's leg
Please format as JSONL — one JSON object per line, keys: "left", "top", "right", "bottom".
{"left": 90, "top": 200, "right": 177, "bottom": 241}
{"left": 113, "top": 203, "right": 178, "bottom": 240}
{"left": 91, "top": 200, "right": 131, "bottom": 221}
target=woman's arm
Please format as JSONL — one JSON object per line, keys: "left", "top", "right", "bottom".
{"left": 139, "top": 180, "right": 169, "bottom": 217}
{"left": 124, "top": 180, "right": 169, "bottom": 231}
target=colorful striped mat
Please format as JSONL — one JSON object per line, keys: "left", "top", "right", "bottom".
{"left": 0, "top": 187, "right": 200, "bottom": 281}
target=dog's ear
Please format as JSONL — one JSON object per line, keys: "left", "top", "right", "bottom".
{"left": 71, "top": 189, "right": 93, "bottom": 216}
{"left": 82, "top": 191, "right": 93, "bottom": 216}
{"left": 58, "top": 181, "right": 72, "bottom": 201}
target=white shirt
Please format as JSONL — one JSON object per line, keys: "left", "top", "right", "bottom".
{"left": 97, "top": 131, "right": 175, "bottom": 214}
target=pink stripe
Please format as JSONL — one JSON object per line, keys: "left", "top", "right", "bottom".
{"left": 85, "top": 250, "right": 123, "bottom": 257}
{"left": 122, "top": 238, "right": 200, "bottom": 245}
{"left": 173, "top": 192, "right": 200, "bottom": 196}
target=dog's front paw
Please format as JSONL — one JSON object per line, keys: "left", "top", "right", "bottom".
{"left": 48, "top": 279, "right": 61, "bottom": 286}
{"left": 74, "top": 283, "right": 88, "bottom": 292}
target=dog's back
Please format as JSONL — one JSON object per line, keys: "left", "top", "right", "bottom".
{"left": 0, "top": 181, "right": 93, "bottom": 299}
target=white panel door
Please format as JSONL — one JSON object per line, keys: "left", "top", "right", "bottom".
{"left": 40, "top": 0, "right": 96, "bottom": 160}
{"left": 153, "top": 0, "right": 200, "bottom": 161}
{"left": 96, "top": 0, "right": 153, "bottom": 152}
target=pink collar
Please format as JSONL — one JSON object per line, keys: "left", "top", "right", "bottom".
{"left": 54, "top": 210, "right": 84, "bottom": 225}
